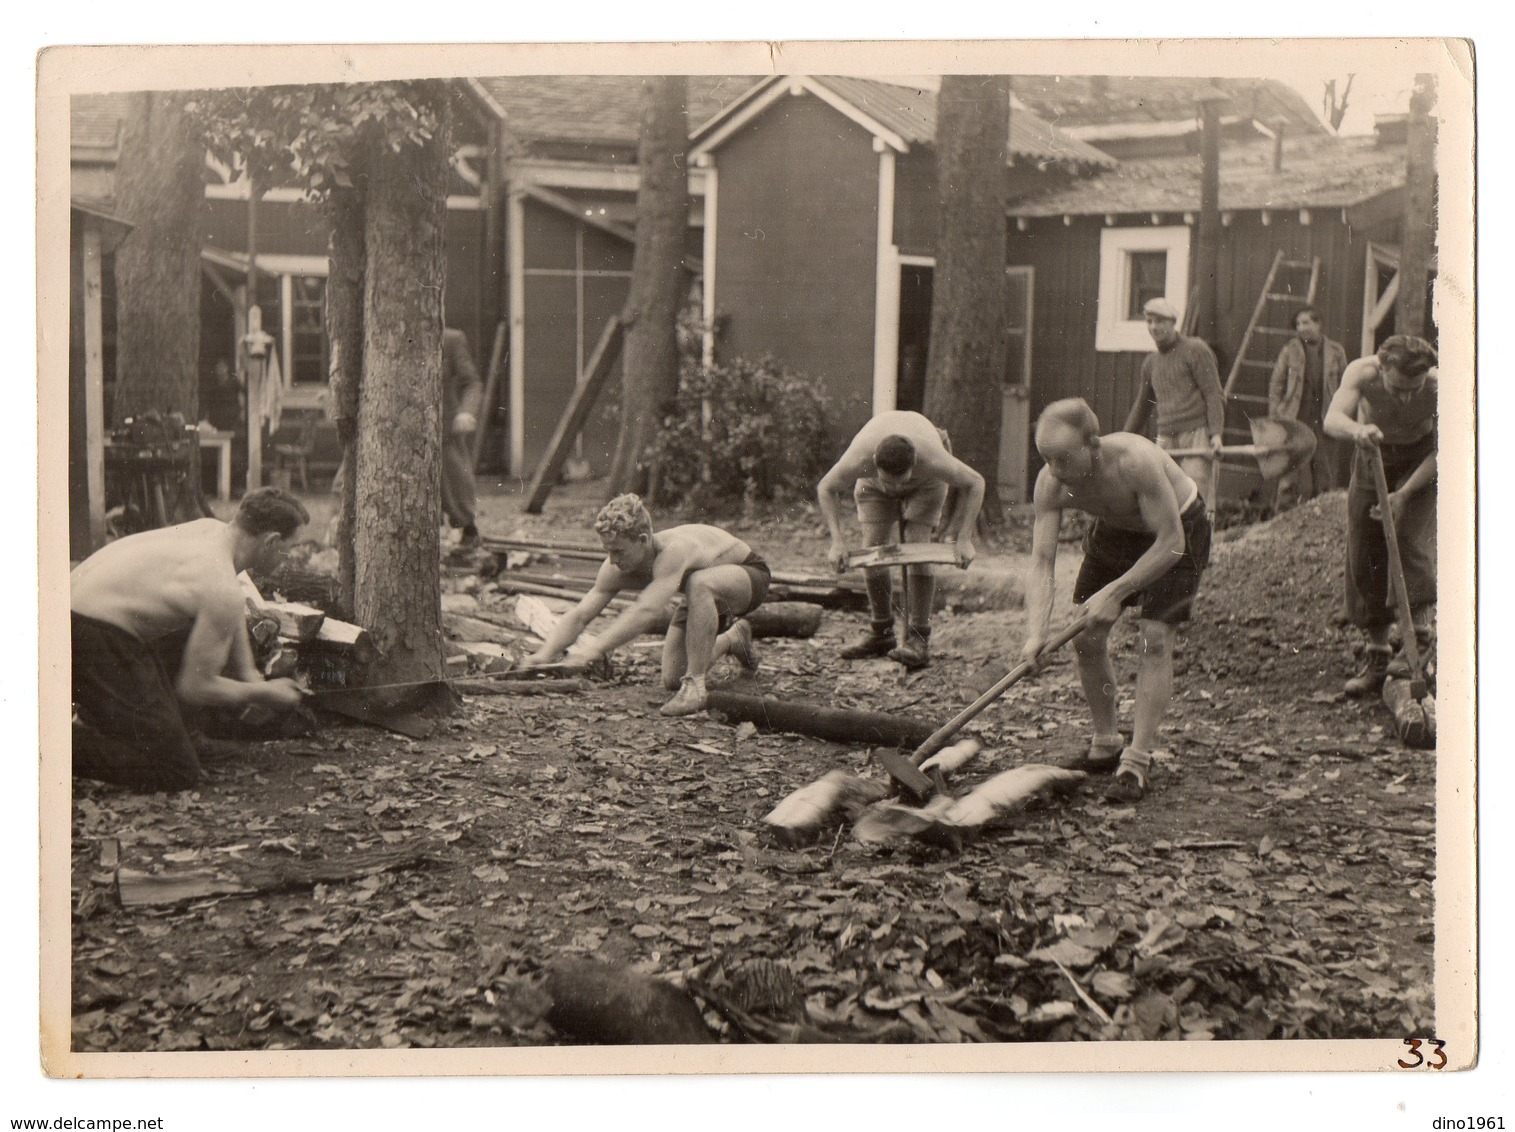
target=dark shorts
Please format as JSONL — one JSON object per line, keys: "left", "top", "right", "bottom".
{"left": 1073, "top": 498, "right": 1213, "bottom": 625}
{"left": 71, "top": 613, "right": 203, "bottom": 792}
{"left": 669, "top": 550, "right": 772, "bottom": 630}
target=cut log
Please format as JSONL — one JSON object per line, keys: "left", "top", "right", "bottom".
{"left": 640, "top": 601, "right": 822, "bottom": 640}
{"left": 1383, "top": 677, "right": 1435, "bottom": 749}
{"left": 457, "top": 641, "right": 516, "bottom": 673}
{"left": 310, "top": 616, "right": 378, "bottom": 667}
{"left": 261, "top": 601, "right": 327, "bottom": 642}
{"left": 514, "top": 594, "right": 562, "bottom": 640}
{"left": 443, "top": 611, "right": 526, "bottom": 647}
{"left": 544, "top": 958, "right": 714, "bottom": 1045}
{"left": 705, "top": 691, "right": 935, "bottom": 748}
{"left": 766, "top": 582, "right": 869, "bottom": 612}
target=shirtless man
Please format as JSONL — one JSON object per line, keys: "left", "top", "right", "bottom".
{"left": 1323, "top": 334, "right": 1438, "bottom": 696}
{"left": 817, "top": 410, "right": 985, "bottom": 669}
{"left": 1021, "top": 398, "right": 1213, "bottom": 804}
{"left": 522, "top": 494, "right": 769, "bottom": 716}
{"left": 71, "top": 488, "right": 309, "bottom": 792}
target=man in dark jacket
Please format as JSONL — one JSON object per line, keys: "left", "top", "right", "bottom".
{"left": 1269, "top": 305, "right": 1349, "bottom": 509}
{"left": 442, "top": 328, "right": 484, "bottom": 548}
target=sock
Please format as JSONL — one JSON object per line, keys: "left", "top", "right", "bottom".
{"left": 1116, "top": 747, "right": 1153, "bottom": 786}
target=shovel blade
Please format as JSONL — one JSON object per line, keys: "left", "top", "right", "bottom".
{"left": 874, "top": 747, "right": 933, "bottom": 801}
{"left": 1247, "top": 417, "right": 1317, "bottom": 480}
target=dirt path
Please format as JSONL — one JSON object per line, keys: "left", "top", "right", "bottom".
{"left": 70, "top": 491, "right": 1436, "bottom": 1048}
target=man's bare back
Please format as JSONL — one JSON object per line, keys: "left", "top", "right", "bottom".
{"left": 829, "top": 410, "right": 958, "bottom": 492}
{"left": 607, "top": 523, "right": 753, "bottom": 587}
{"left": 71, "top": 518, "right": 241, "bottom": 642}
{"left": 1045, "top": 433, "right": 1196, "bottom": 532}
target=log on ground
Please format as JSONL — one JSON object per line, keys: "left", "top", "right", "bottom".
{"left": 545, "top": 958, "right": 715, "bottom": 1044}
{"left": 705, "top": 691, "right": 935, "bottom": 748}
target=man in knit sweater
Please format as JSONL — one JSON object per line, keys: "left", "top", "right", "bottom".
{"left": 1122, "top": 297, "right": 1225, "bottom": 496}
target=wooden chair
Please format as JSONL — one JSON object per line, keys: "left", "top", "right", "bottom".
{"left": 270, "top": 412, "right": 319, "bottom": 491}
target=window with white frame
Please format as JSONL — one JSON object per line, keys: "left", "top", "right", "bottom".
{"left": 1095, "top": 225, "right": 1191, "bottom": 352}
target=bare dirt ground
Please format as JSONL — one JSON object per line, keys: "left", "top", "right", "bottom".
{"left": 69, "top": 482, "right": 1437, "bottom": 1050}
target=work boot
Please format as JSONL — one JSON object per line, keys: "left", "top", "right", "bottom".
{"left": 1101, "top": 748, "right": 1152, "bottom": 804}
{"left": 1056, "top": 733, "right": 1127, "bottom": 774}
{"left": 721, "top": 619, "right": 758, "bottom": 672}
{"left": 888, "top": 626, "right": 931, "bottom": 670}
{"left": 1345, "top": 645, "right": 1392, "bottom": 697}
{"left": 660, "top": 675, "right": 708, "bottom": 717}
{"left": 458, "top": 525, "right": 482, "bottom": 550}
{"left": 1387, "top": 628, "right": 1435, "bottom": 679}
{"left": 839, "top": 621, "right": 896, "bottom": 660}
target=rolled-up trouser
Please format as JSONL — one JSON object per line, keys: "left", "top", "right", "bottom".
{"left": 1344, "top": 434, "right": 1436, "bottom": 628}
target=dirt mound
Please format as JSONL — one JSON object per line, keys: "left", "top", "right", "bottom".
{"left": 1185, "top": 492, "right": 1352, "bottom": 696}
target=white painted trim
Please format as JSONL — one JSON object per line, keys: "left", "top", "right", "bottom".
{"left": 82, "top": 224, "right": 107, "bottom": 548}
{"left": 201, "top": 247, "right": 330, "bottom": 278}
{"left": 204, "top": 180, "right": 485, "bottom": 212}
{"left": 508, "top": 189, "right": 527, "bottom": 477}
{"left": 280, "top": 274, "right": 295, "bottom": 390}
{"left": 511, "top": 156, "right": 710, "bottom": 197}
{"left": 1006, "top": 264, "right": 1035, "bottom": 393}
{"left": 871, "top": 150, "right": 900, "bottom": 413}
{"left": 1361, "top": 241, "right": 1402, "bottom": 355}
{"left": 465, "top": 78, "right": 508, "bottom": 121}
{"left": 688, "top": 74, "right": 909, "bottom": 161}
{"left": 522, "top": 268, "right": 634, "bottom": 279}
{"left": 702, "top": 163, "right": 719, "bottom": 367}
{"left": 897, "top": 253, "right": 935, "bottom": 268}
{"left": 1094, "top": 225, "right": 1191, "bottom": 353}
{"left": 446, "top": 195, "right": 485, "bottom": 211}
{"left": 520, "top": 182, "right": 636, "bottom": 245}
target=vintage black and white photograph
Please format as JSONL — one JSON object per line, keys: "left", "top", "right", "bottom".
{"left": 37, "top": 37, "right": 1475, "bottom": 1080}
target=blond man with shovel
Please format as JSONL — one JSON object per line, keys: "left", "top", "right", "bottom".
{"left": 1021, "top": 399, "right": 1213, "bottom": 804}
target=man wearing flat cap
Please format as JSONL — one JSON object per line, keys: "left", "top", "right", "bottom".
{"left": 1324, "top": 335, "right": 1439, "bottom": 697}
{"left": 1123, "top": 297, "right": 1225, "bottom": 497}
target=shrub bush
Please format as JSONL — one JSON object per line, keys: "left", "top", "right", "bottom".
{"left": 645, "top": 354, "right": 833, "bottom": 515}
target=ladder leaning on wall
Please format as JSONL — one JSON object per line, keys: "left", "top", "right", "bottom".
{"left": 1211, "top": 249, "right": 1322, "bottom": 505}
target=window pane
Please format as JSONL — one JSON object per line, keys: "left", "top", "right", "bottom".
{"left": 291, "top": 276, "right": 327, "bottom": 385}
{"left": 1127, "top": 251, "right": 1168, "bottom": 319}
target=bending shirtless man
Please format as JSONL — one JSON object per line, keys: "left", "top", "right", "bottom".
{"left": 1021, "top": 399, "right": 1213, "bottom": 804}
{"left": 71, "top": 488, "right": 309, "bottom": 792}
{"left": 523, "top": 494, "right": 769, "bottom": 716}
{"left": 817, "top": 410, "right": 985, "bottom": 669}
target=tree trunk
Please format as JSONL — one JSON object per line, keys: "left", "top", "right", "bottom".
{"left": 921, "top": 76, "right": 1011, "bottom": 524}
{"left": 1397, "top": 74, "right": 1437, "bottom": 340}
{"left": 325, "top": 183, "right": 366, "bottom": 616}
{"left": 353, "top": 83, "right": 450, "bottom": 693}
{"left": 111, "top": 91, "right": 206, "bottom": 425}
{"left": 605, "top": 76, "right": 689, "bottom": 497}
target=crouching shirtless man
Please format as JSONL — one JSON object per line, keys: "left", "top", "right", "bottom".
{"left": 70, "top": 488, "right": 310, "bottom": 792}
{"left": 1021, "top": 399, "right": 1213, "bottom": 804}
{"left": 523, "top": 494, "right": 769, "bottom": 716}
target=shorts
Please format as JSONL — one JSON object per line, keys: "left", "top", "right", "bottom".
{"left": 1073, "top": 498, "right": 1212, "bottom": 624}
{"left": 854, "top": 477, "right": 950, "bottom": 528}
{"left": 71, "top": 613, "right": 203, "bottom": 791}
{"left": 669, "top": 550, "right": 772, "bottom": 630}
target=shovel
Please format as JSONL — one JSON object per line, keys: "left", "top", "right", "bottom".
{"left": 1366, "top": 444, "right": 1428, "bottom": 701}
{"left": 1166, "top": 417, "right": 1317, "bottom": 481}
{"left": 876, "top": 614, "right": 1091, "bottom": 800}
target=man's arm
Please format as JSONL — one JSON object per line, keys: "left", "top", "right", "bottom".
{"left": 576, "top": 548, "right": 692, "bottom": 660}
{"left": 817, "top": 439, "right": 872, "bottom": 571}
{"left": 915, "top": 447, "right": 986, "bottom": 565}
{"left": 227, "top": 614, "right": 261, "bottom": 682}
{"left": 1019, "top": 469, "right": 1063, "bottom": 662}
{"left": 1267, "top": 342, "right": 1293, "bottom": 420}
{"left": 526, "top": 560, "right": 620, "bottom": 662}
{"left": 1191, "top": 341, "right": 1226, "bottom": 446}
{"left": 177, "top": 590, "right": 302, "bottom": 710}
{"left": 445, "top": 332, "right": 484, "bottom": 427}
{"left": 1323, "top": 358, "right": 1375, "bottom": 444}
{"left": 1123, "top": 371, "right": 1154, "bottom": 436}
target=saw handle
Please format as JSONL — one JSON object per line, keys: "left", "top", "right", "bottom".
{"left": 1366, "top": 444, "right": 1427, "bottom": 696}
{"left": 907, "top": 615, "right": 1090, "bottom": 767}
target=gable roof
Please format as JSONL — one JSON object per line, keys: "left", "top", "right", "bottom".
{"left": 72, "top": 92, "right": 133, "bottom": 158}
{"left": 1009, "top": 75, "right": 1328, "bottom": 136}
{"left": 688, "top": 74, "right": 1116, "bottom": 171}
{"left": 1010, "top": 131, "right": 1406, "bottom": 217}
{"left": 473, "top": 75, "right": 760, "bottom": 155}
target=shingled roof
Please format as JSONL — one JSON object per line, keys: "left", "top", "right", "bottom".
{"left": 1010, "top": 131, "right": 1406, "bottom": 217}
{"left": 473, "top": 75, "right": 761, "bottom": 152}
{"left": 1009, "top": 75, "right": 1328, "bottom": 135}
{"left": 71, "top": 92, "right": 133, "bottom": 157}
{"left": 688, "top": 74, "right": 1116, "bottom": 171}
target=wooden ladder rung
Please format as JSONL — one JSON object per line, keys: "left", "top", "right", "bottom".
{"left": 1266, "top": 292, "right": 1307, "bottom": 301}
{"left": 1280, "top": 259, "right": 1316, "bottom": 269}
{"left": 1230, "top": 393, "right": 1271, "bottom": 406}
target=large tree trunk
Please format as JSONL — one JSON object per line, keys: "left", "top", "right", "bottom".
{"left": 1397, "top": 74, "right": 1437, "bottom": 340}
{"left": 111, "top": 90, "right": 206, "bottom": 425}
{"left": 325, "top": 183, "right": 365, "bottom": 616}
{"left": 605, "top": 76, "right": 689, "bottom": 497}
{"left": 921, "top": 76, "right": 1011, "bottom": 524}
{"left": 353, "top": 83, "right": 450, "bottom": 692}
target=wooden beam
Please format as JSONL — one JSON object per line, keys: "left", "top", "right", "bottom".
{"left": 472, "top": 321, "right": 508, "bottom": 471}
{"left": 523, "top": 315, "right": 625, "bottom": 514}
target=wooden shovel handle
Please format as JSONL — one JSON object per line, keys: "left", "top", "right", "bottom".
{"left": 908, "top": 616, "right": 1090, "bottom": 766}
{"left": 1366, "top": 444, "right": 1426, "bottom": 688}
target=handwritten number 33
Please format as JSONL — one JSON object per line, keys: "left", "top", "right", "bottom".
{"left": 1399, "top": 1037, "right": 1448, "bottom": 1069}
